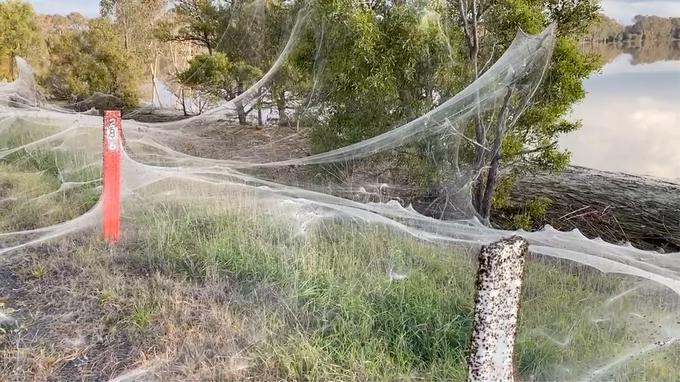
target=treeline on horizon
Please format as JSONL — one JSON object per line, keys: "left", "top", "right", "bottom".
{"left": 585, "top": 14, "right": 680, "bottom": 44}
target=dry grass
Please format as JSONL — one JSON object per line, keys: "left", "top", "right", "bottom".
{"left": 0, "top": 235, "right": 265, "bottom": 381}
{"left": 2, "top": 123, "right": 680, "bottom": 381}
{"left": 3, "top": 208, "right": 679, "bottom": 381}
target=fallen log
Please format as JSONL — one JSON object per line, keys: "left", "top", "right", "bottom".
{"left": 500, "top": 166, "right": 680, "bottom": 252}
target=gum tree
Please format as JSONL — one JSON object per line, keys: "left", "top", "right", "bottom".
{"left": 43, "top": 18, "right": 142, "bottom": 108}
{"left": 451, "top": 0, "right": 600, "bottom": 222}
{"left": 0, "top": 0, "right": 45, "bottom": 80}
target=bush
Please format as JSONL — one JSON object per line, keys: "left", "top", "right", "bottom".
{"left": 42, "top": 18, "right": 141, "bottom": 108}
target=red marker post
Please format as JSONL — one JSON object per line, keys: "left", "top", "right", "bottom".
{"left": 102, "top": 111, "right": 122, "bottom": 243}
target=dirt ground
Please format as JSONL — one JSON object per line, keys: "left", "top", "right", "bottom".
{"left": 0, "top": 237, "right": 257, "bottom": 381}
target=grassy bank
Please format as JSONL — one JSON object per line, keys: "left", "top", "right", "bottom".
{"left": 1, "top": 139, "right": 679, "bottom": 380}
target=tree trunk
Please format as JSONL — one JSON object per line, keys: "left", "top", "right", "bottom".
{"left": 480, "top": 159, "right": 500, "bottom": 223}
{"left": 477, "top": 88, "right": 513, "bottom": 222}
{"left": 276, "top": 89, "right": 288, "bottom": 127}
{"left": 180, "top": 87, "right": 189, "bottom": 116}
{"left": 204, "top": 31, "right": 213, "bottom": 55}
{"left": 255, "top": 87, "right": 263, "bottom": 127}
{"left": 460, "top": 0, "right": 487, "bottom": 216}
{"left": 150, "top": 60, "right": 158, "bottom": 108}
{"left": 235, "top": 82, "right": 248, "bottom": 125}
{"left": 8, "top": 53, "right": 15, "bottom": 81}
{"left": 236, "top": 102, "right": 247, "bottom": 125}
{"left": 468, "top": 236, "right": 528, "bottom": 382}
{"left": 121, "top": 7, "right": 130, "bottom": 52}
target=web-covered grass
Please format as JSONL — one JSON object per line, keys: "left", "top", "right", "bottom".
{"left": 1, "top": 23, "right": 678, "bottom": 379}
{"left": 0, "top": 155, "right": 99, "bottom": 232}
{"left": 131, "top": 206, "right": 680, "bottom": 380}
{"left": 1, "top": 148, "right": 678, "bottom": 380}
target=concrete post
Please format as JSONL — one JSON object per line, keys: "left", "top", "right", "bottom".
{"left": 468, "top": 236, "right": 529, "bottom": 382}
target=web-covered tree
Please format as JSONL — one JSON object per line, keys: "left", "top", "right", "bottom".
{"left": 227, "top": 0, "right": 304, "bottom": 127}
{"left": 43, "top": 18, "right": 142, "bottom": 108}
{"left": 172, "top": 0, "right": 299, "bottom": 125}
{"left": 178, "top": 53, "right": 262, "bottom": 123}
{"left": 0, "top": 0, "right": 46, "bottom": 80}
{"left": 451, "top": 0, "right": 600, "bottom": 223}
{"left": 301, "top": 0, "right": 460, "bottom": 153}
{"left": 300, "top": 0, "right": 599, "bottom": 224}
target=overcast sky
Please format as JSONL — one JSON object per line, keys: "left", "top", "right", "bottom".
{"left": 26, "top": 0, "right": 680, "bottom": 25}
{"left": 602, "top": 0, "right": 680, "bottom": 24}
{"left": 29, "top": 0, "right": 100, "bottom": 17}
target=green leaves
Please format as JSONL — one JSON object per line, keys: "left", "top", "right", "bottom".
{"left": 473, "top": 0, "right": 600, "bottom": 188}
{"left": 171, "top": 0, "right": 222, "bottom": 54}
{"left": 43, "top": 18, "right": 142, "bottom": 108}
{"left": 178, "top": 53, "right": 232, "bottom": 89}
{"left": 0, "top": 0, "right": 45, "bottom": 80}
{"left": 178, "top": 53, "right": 262, "bottom": 101}
{"left": 305, "top": 2, "right": 459, "bottom": 152}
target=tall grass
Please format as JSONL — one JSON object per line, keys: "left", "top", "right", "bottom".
{"left": 1, "top": 123, "right": 678, "bottom": 381}
{"left": 120, "top": 199, "right": 680, "bottom": 381}
{"left": 0, "top": 155, "right": 100, "bottom": 232}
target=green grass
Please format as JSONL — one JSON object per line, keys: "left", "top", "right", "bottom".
{"left": 128, "top": 303, "right": 157, "bottom": 330}
{"left": 2, "top": 126, "right": 679, "bottom": 381}
{"left": 0, "top": 144, "right": 101, "bottom": 232}
{"left": 119, "top": 203, "right": 679, "bottom": 381}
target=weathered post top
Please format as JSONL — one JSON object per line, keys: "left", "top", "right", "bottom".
{"left": 468, "top": 236, "right": 529, "bottom": 382}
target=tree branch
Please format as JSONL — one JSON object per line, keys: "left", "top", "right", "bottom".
{"left": 503, "top": 141, "right": 558, "bottom": 160}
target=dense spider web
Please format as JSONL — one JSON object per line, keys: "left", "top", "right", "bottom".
{"left": 1, "top": 6, "right": 679, "bottom": 381}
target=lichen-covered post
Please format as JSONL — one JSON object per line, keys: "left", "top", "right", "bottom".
{"left": 468, "top": 236, "right": 529, "bottom": 382}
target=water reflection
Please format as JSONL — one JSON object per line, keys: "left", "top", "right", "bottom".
{"left": 561, "top": 41, "right": 680, "bottom": 180}
{"left": 585, "top": 40, "right": 680, "bottom": 65}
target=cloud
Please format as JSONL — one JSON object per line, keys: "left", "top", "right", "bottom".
{"left": 602, "top": 0, "right": 680, "bottom": 24}
{"left": 562, "top": 60, "right": 680, "bottom": 180}
{"left": 28, "top": 0, "right": 100, "bottom": 17}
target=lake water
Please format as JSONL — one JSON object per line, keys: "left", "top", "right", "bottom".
{"left": 561, "top": 42, "right": 680, "bottom": 181}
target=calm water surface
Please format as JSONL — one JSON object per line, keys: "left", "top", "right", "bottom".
{"left": 561, "top": 43, "right": 680, "bottom": 181}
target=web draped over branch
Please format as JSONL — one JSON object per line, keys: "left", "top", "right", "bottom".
{"left": 1, "top": 13, "right": 679, "bottom": 380}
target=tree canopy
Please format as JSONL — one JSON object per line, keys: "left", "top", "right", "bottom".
{"left": 0, "top": 0, "right": 604, "bottom": 223}
{"left": 291, "top": 0, "right": 600, "bottom": 222}
{"left": 584, "top": 14, "right": 680, "bottom": 43}
{"left": 43, "top": 18, "right": 142, "bottom": 107}
{"left": 0, "top": 0, "right": 45, "bottom": 80}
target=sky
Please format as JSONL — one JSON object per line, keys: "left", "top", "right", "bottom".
{"left": 602, "top": 0, "right": 680, "bottom": 24}
{"left": 28, "top": 0, "right": 100, "bottom": 17}
{"left": 26, "top": 0, "right": 680, "bottom": 25}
